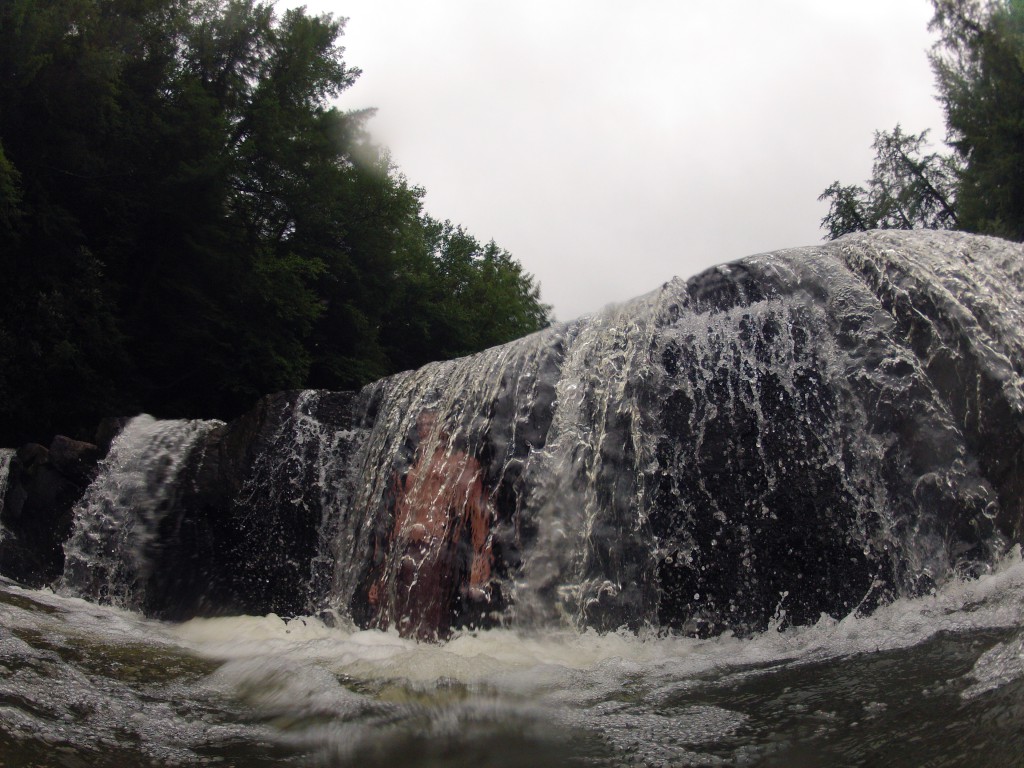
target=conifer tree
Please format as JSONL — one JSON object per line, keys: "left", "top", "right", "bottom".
{"left": 0, "top": 0, "right": 550, "bottom": 444}
{"left": 820, "top": 0, "right": 1024, "bottom": 242}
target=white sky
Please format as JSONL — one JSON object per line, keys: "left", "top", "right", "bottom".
{"left": 289, "top": 1, "right": 946, "bottom": 321}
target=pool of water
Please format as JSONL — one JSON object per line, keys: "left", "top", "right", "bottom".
{"left": 3, "top": 549, "right": 1024, "bottom": 767}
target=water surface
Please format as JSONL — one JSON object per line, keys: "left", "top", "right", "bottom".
{"left": 3, "top": 548, "right": 1024, "bottom": 767}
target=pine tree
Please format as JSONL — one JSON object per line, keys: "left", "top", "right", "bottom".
{"left": 931, "top": 0, "right": 1024, "bottom": 239}
{"left": 0, "top": 0, "right": 552, "bottom": 444}
{"left": 819, "top": 126, "right": 960, "bottom": 239}
{"left": 820, "top": 0, "right": 1024, "bottom": 242}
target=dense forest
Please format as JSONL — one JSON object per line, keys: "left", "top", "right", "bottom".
{"left": 0, "top": 0, "right": 551, "bottom": 446}
{"left": 820, "top": 0, "right": 1024, "bottom": 242}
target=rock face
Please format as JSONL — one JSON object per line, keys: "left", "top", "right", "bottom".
{"left": 142, "top": 390, "right": 359, "bottom": 620}
{"left": 0, "top": 437, "right": 100, "bottom": 586}
{"left": 2, "top": 231, "right": 1023, "bottom": 640}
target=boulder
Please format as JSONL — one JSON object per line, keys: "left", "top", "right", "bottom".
{"left": 0, "top": 437, "right": 99, "bottom": 586}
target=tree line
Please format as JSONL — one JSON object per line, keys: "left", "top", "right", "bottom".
{"left": 820, "top": 0, "right": 1024, "bottom": 242}
{"left": 0, "top": 0, "right": 551, "bottom": 446}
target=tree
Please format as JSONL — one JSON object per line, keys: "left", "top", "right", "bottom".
{"left": 931, "top": 0, "right": 1024, "bottom": 239}
{"left": 0, "top": 0, "right": 139, "bottom": 441}
{"left": 819, "top": 126, "right": 960, "bottom": 239}
{"left": 0, "top": 0, "right": 551, "bottom": 445}
{"left": 119, "top": 1, "right": 363, "bottom": 416}
{"left": 820, "top": 0, "right": 1024, "bottom": 242}
{"left": 305, "top": 152, "right": 428, "bottom": 389}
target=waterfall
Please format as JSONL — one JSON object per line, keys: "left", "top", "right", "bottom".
{"left": 321, "top": 328, "right": 564, "bottom": 638}
{"left": 0, "top": 448, "right": 14, "bottom": 543}
{"left": 224, "top": 389, "right": 364, "bottom": 615}
{"left": 311, "top": 231, "right": 1022, "bottom": 637}
{"left": 60, "top": 415, "right": 220, "bottom": 609}
{"left": 5, "top": 230, "right": 1019, "bottom": 641}
{"left": 324, "top": 265, "right": 900, "bottom": 636}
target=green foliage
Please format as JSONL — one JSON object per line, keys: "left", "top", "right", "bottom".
{"left": 0, "top": 0, "right": 551, "bottom": 445}
{"left": 931, "top": 0, "right": 1024, "bottom": 239}
{"left": 820, "top": 0, "right": 1024, "bottom": 242}
{"left": 819, "top": 127, "right": 960, "bottom": 239}
{"left": 378, "top": 217, "right": 551, "bottom": 373}
{"left": 0, "top": 141, "right": 21, "bottom": 234}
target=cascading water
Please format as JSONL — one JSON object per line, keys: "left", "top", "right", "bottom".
{"left": 327, "top": 329, "right": 564, "bottom": 638}
{"left": 222, "top": 389, "right": 365, "bottom": 614}
{"left": 2, "top": 231, "right": 1024, "bottom": 767}
{"left": 0, "top": 448, "right": 14, "bottom": 542}
{"left": 305, "top": 232, "right": 1020, "bottom": 638}
{"left": 59, "top": 415, "right": 221, "bottom": 609}
{"left": 512, "top": 292, "right": 662, "bottom": 631}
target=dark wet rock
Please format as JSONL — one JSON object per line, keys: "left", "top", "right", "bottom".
{"left": 144, "top": 390, "right": 360, "bottom": 620}
{"left": 3, "top": 231, "right": 1023, "bottom": 642}
{"left": 0, "top": 438, "right": 99, "bottom": 586}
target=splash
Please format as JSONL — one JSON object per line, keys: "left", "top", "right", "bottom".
{"left": 5, "top": 547, "right": 1024, "bottom": 767}
{"left": 60, "top": 415, "right": 221, "bottom": 609}
{"left": 18, "top": 230, "right": 1023, "bottom": 641}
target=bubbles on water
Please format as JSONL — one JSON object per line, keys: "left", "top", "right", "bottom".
{"left": 5, "top": 545, "right": 1024, "bottom": 767}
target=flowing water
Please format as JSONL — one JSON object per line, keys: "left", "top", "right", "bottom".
{"left": 3, "top": 231, "right": 1024, "bottom": 765}
{"left": 59, "top": 416, "right": 223, "bottom": 611}
{"left": 2, "top": 553, "right": 1024, "bottom": 767}
{"left": 0, "top": 449, "right": 14, "bottom": 543}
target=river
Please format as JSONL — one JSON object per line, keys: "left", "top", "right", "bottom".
{"left": 3, "top": 549, "right": 1023, "bottom": 767}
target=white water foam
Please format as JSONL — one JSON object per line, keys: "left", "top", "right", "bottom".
{"left": 0, "top": 447, "right": 14, "bottom": 542}
{"left": 119, "top": 545, "right": 1015, "bottom": 685}
{"left": 7, "top": 543, "right": 1023, "bottom": 685}
{"left": 963, "top": 625, "right": 1024, "bottom": 699}
{"left": 4, "top": 538, "right": 1024, "bottom": 765}
{"left": 59, "top": 414, "right": 221, "bottom": 608}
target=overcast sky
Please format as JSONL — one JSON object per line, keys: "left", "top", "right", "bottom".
{"left": 290, "top": 1, "right": 946, "bottom": 321}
